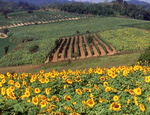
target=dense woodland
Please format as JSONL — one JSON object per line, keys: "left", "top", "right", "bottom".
{"left": 0, "top": 0, "right": 150, "bottom": 20}
{"left": 57, "top": 0, "right": 150, "bottom": 20}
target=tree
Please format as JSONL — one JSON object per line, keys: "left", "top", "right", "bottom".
{"left": 4, "top": 45, "right": 10, "bottom": 55}
{"left": 27, "top": 10, "right": 34, "bottom": 14}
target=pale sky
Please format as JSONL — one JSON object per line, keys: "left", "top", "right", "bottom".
{"left": 74, "top": 0, "right": 150, "bottom": 3}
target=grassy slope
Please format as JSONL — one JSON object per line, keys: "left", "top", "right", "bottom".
{"left": 99, "top": 27, "right": 150, "bottom": 52}
{"left": 0, "top": 51, "right": 141, "bottom": 74}
{"left": 0, "top": 16, "right": 149, "bottom": 67}
{"left": 0, "top": 39, "right": 17, "bottom": 58}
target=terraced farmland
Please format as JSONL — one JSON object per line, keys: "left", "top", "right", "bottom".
{"left": 46, "top": 34, "right": 116, "bottom": 63}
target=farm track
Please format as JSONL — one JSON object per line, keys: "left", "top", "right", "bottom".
{"left": 46, "top": 33, "right": 116, "bottom": 63}
{"left": 0, "top": 17, "right": 87, "bottom": 30}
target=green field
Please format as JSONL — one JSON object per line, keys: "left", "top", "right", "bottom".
{"left": 0, "top": 10, "right": 89, "bottom": 26}
{"left": 0, "top": 39, "right": 17, "bottom": 59}
{"left": 0, "top": 16, "right": 150, "bottom": 67}
{"left": 99, "top": 27, "right": 150, "bottom": 52}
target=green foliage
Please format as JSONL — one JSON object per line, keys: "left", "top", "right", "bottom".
{"left": 29, "top": 45, "right": 39, "bottom": 53}
{"left": 4, "top": 45, "right": 10, "bottom": 55}
{"left": 0, "top": 17, "right": 149, "bottom": 66}
{"left": 99, "top": 27, "right": 150, "bottom": 52}
{"left": 0, "top": 10, "right": 88, "bottom": 27}
{"left": 76, "top": 30, "right": 80, "bottom": 34}
{"left": 86, "top": 35, "right": 94, "bottom": 43}
{"left": 60, "top": 2, "right": 150, "bottom": 20}
{"left": 3, "top": 28, "right": 9, "bottom": 34}
{"left": 138, "top": 47, "right": 150, "bottom": 63}
{"left": 126, "top": 23, "right": 150, "bottom": 30}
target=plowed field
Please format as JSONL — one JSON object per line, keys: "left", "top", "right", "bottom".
{"left": 46, "top": 34, "right": 116, "bottom": 63}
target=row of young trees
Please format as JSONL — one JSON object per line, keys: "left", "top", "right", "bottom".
{"left": 48, "top": 0, "right": 150, "bottom": 20}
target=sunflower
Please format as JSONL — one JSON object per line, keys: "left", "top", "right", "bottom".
{"left": 98, "top": 98, "right": 104, "bottom": 103}
{"left": 45, "top": 88, "right": 51, "bottom": 95}
{"left": 32, "top": 96, "right": 38, "bottom": 105}
{"left": 49, "top": 105, "right": 56, "bottom": 110}
{"left": 64, "top": 106, "right": 74, "bottom": 112}
{"left": 93, "top": 85, "right": 99, "bottom": 90}
{"left": 145, "top": 76, "right": 150, "bottom": 83}
{"left": 1, "top": 87, "right": 6, "bottom": 95}
{"left": 7, "top": 80, "right": 14, "bottom": 85}
{"left": 113, "top": 95, "right": 120, "bottom": 101}
{"left": 66, "top": 79, "right": 73, "bottom": 84}
{"left": 34, "top": 88, "right": 41, "bottom": 93}
{"left": 51, "top": 95, "right": 60, "bottom": 101}
{"left": 74, "top": 76, "right": 82, "bottom": 82}
{"left": 44, "top": 78, "right": 50, "bottom": 83}
{"left": 14, "top": 82, "right": 21, "bottom": 88}
{"left": 85, "top": 98, "right": 95, "bottom": 107}
{"left": 75, "top": 89, "right": 82, "bottom": 95}
{"left": 133, "top": 87, "right": 141, "bottom": 96}
{"left": 62, "top": 75, "right": 68, "bottom": 80}
{"left": 70, "top": 112, "right": 80, "bottom": 115}
{"left": 134, "top": 96, "right": 138, "bottom": 106}
{"left": 103, "top": 82, "right": 109, "bottom": 87}
{"left": 139, "top": 104, "right": 145, "bottom": 112}
{"left": 83, "top": 88, "right": 92, "bottom": 92}
{"left": 148, "top": 96, "right": 150, "bottom": 102}
{"left": 40, "top": 100, "right": 47, "bottom": 108}
{"left": 24, "top": 91, "right": 30, "bottom": 98}
{"left": 22, "top": 81, "right": 27, "bottom": 86}
{"left": 99, "top": 77, "right": 105, "bottom": 81}
{"left": 105, "top": 87, "right": 111, "bottom": 92}
{"left": 110, "top": 102, "right": 121, "bottom": 111}
{"left": 64, "top": 95, "right": 72, "bottom": 101}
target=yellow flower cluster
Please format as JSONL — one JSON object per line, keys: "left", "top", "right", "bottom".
{"left": 0, "top": 65, "right": 150, "bottom": 114}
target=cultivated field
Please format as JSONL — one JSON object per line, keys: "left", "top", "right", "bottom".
{"left": 0, "top": 10, "right": 90, "bottom": 27}
{"left": 0, "top": 16, "right": 150, "bottom": 67}
{"left": 46, "top": 34, "right": 116, "bottom": 63}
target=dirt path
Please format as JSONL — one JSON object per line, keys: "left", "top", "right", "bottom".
{"left": 94, "top": 34, "right": 117, "bottom": 55}
{"left": 82, "top": 35, "right": 92, "bottom": 58}
{"left": 0, "top": 17, "right": 87, "bottom": 30}
{"left": 79, "top": 36, "right": 85, "bottom": 59}
{"left": 74, "top": 36, "right": 78, "bottom": 54}
{"left": 0, "top": 33, "right": 8, "bottom": 39}
{"left": 58, "top": 37, "right": 69, "bottom": 61}
{"left": 90, "top": 42, "right": 99, "bottom": 57}
{"left": 67, "top": 37, "right": 73, "bottom": 60}
{"left": 51, "top": 38, "right": 65, "bottom": 62}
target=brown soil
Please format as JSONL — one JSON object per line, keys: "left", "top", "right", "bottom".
{"left": 82, "top": 35, "right": 92, "bottom": 57}
{"left": 58, "top": 37, "right": 69, "bottom": 61}
{"left": 0, "top": 17, "right": 87, "bottom": 30}
{"left": 67, "top": 37, "right": 73, "bottom": 60}
{"left": 79, "top": 36, "right": 85, "bottom": 59}
{"left": 0, "top": 33, "right": 8, "bottom": 39}
{"left": 93, "top": 36, "right": 106, "bottom": 56}
{"left": 50, "top": 38, "right": 65, "bottom": 62}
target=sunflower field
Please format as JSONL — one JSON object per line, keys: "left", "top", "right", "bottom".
{"left": 0, "top": 63, "right": 150, "bottom": 115}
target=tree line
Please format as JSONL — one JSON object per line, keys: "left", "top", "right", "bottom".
{"left": 48, "top": 0, "right": 150, "bottom": 20}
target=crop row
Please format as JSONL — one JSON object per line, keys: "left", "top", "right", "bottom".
{"left": 46, "top": 34, "right": 116, "bottom": 63}
{"left": 0, "top": 17, "right": 87, "bottom": 30}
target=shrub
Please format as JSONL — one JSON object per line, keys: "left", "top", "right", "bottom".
{"left": 76, "top": 30, "right": 80, "bottom": 34}
{"left": 3, "top": 28, "right": 9, "bottom": 34}
{"left": 138, "top": 47, "right": 150, "bottom": 63}
{"left": 29, "top": 45, "right": 39, "bottom": 53}
{"left": 27, "top": 10, "right": 34, "bottom": 14}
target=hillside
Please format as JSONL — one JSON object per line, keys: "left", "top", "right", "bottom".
{"left": 127, "top": 0, "right": 150, "bottom": 11}
{"left": 7, "top": 0, "right": 75, "bottom": 6}
{"left": 0, "top": 13, "right": 150, "bottom": 67}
